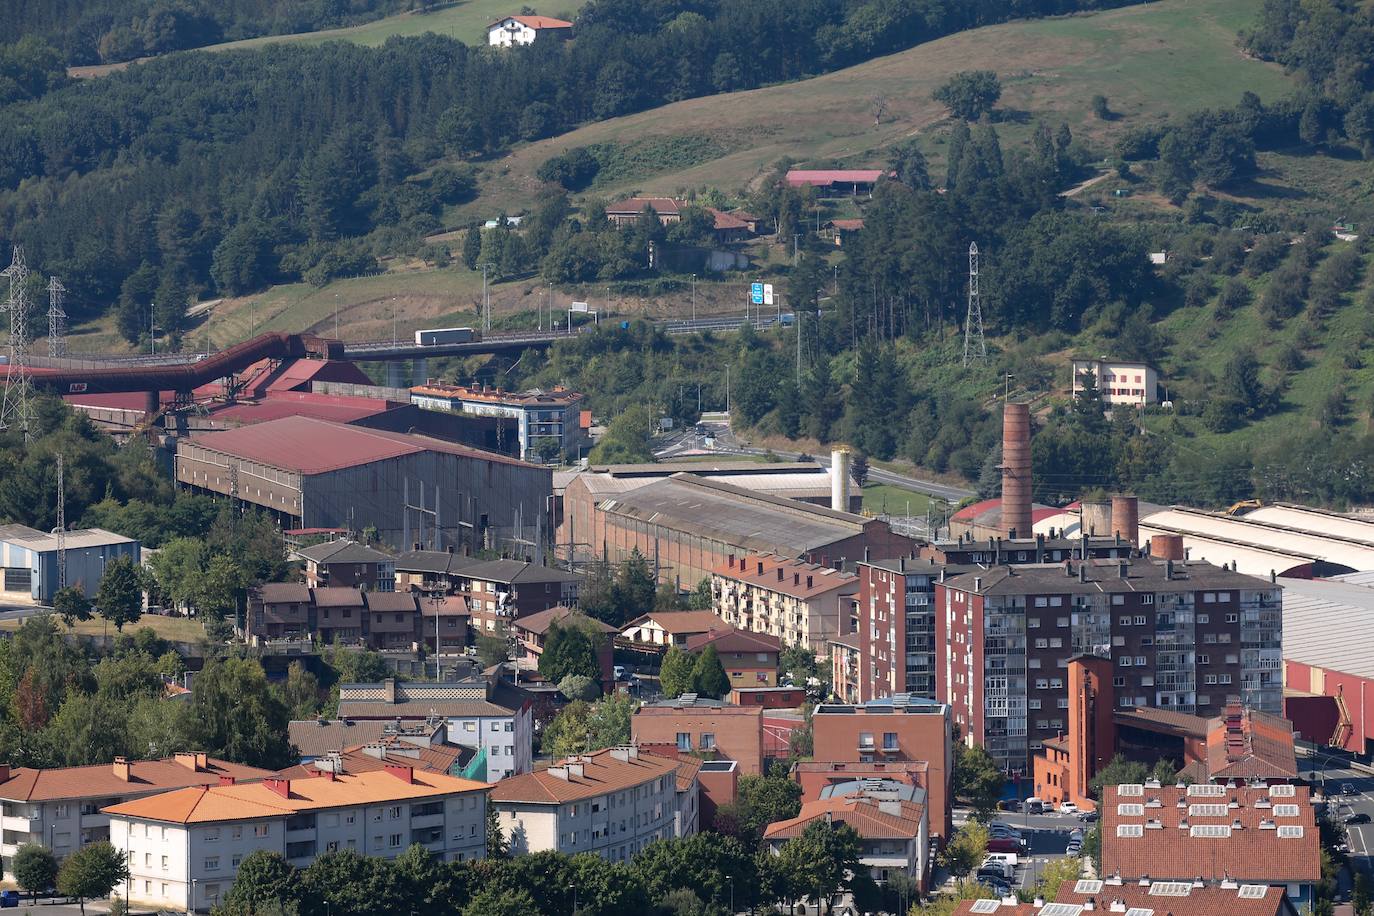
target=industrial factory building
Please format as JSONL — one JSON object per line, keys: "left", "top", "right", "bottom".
{"left": 409, "top": 382, "right": 587, "bottom": 462}
{"left": 588, "top": 471, "right": 914, "bottom": 588}
{"left": 174, "top": 415, "right": 551, "bottom": 554}
{"left": 0, "top": 525, "right": 139, "bottom": 605}
{"left": 559, "top": 459, "right": 860, "bottom": 559}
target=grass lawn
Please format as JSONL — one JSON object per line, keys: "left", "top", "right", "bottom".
{"left": 201, "top": 0, "right": 584, "bottom": 53}
{"left": 471, "top": 0, "right": 1292, "bottom": 210}
{"left": 0, "top": 612, "right": 207, "bottom": 643}
{"left": 862, "top": 484, "right": 935, "bottom": 518}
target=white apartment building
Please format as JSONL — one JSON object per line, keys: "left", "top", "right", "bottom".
{"left": 336, "top": 678, "right": 534, "bottom": 781}
{"left": 0, "top": 754, "right": 273, "bottom": 880}
{"left": 1071, "top": 357, "right": 1160, "bottom": 406}
{"left": 489, "top": 747, "right": 695, "bottom": 862}
{"left": 105, "top": 767, "right": 490, "bottom": 913}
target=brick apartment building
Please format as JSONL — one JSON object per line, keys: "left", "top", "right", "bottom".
{"left": 712, "top": 554, "right": 858, "bottom": 653}
{"left": 935, "top": 558, "right": 1282, "bottom": 774}
{"left": 247, "top": 584, "right": 463, "bottom": 651}
{"left": 685, "top": 628, "right": 781, "bottom": 689}
{"left": 810, "top": 696, "right": 953, "bottom": 843}
{"left": 843, "top": 537, "right": 1138, "bottom": 706}
{"left": 295, "top": 539, "right": 395, "bottom": 591}
{"left": 463, "top": 559, "right": 584, "bottom": 633}
{"left": 632, "top": 697, "right": 769, "bottom": 775}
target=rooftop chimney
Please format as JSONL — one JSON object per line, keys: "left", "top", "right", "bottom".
{"left": 112, "top": 757, "right": 131, "bottom": 781}
{"left": 831, "top": 448, "right": 850, "bottom": 512}
{"left": 1150, "top": 534, "right": 1185, "bottom": 561}
{"left": 174, "top": 752, "right": 202, "bottom": 772}
{"left": 0, "top": 765, "right": 10, "bottom": 783}
{"left": 1001, "top": 402, "right": 1032, "bottom": 540}
{"left": 385, "top": 763, "right": 414, "bottom": 784}
{"left": 218, "top": 775, "right": 236, "bottom": 787}
{"left": 264, "top": 777, "right": 291, "bottom": 798}
{"left": 384, "top": 678, "right": 398, "bottom": 703}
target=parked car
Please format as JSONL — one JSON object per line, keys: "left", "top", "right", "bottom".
{"left": 998, "top": 799, "right": 1022, "bottom": 812}
{"left": 1344, "top": 812, "right": 1371, "bottom": 825}
{"left": 0, "top": 890, "right": 17, "bottom": 909}
{"left": 1066, "top": 840, "right": 1083, "bottom": 856}
{"left": 1025, "top": 797, "right": 1045, "bottom": 815}
{"left": 1068, "top": 828, "right": 1085, "bottom": 842}
{"left": 1342, "top": 783, "right": 1357, "bottom": 796}
{"left": 1059, "top": 801, "right": 1079, "bottom": 815}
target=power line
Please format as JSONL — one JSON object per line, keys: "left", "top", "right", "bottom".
{"left": 47, "top": 276, "right": 65, "bottom": 358}
{"left": 1, "top": 246, "right": 34, "bottom": 443}
{"left": 962, "top": 241, "right": 986, "bottom": 367}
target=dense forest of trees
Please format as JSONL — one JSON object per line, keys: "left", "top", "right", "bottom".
{"left": 0, "top": 0, "right": 1147, "bottom": 342}
{"left": 0, "top": 0, "right": 412, "bottom": 65}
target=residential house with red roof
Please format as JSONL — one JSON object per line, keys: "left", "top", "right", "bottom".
{"left": 763, "top": 780, "right": 930, "bottom": 891}
{"left": 952, "top": 880, "right": 1295, "bottom": 916}
{"left": 605, "top": 197, "right": 683, "bottom": 228}
{"left": 620, "top": 610, "right": 730, "bottom": 648}
{"left": 105, "top": 768, "right": 490, "bottom": 912}
{"left": 488, "top": 747, "right": 695, "bottom": 860}
{"left": 0, "top": 754, "right": 274, "bottom": 882}
{"left": 1099, "top": 782, "right": 1321, "bottom": 911}
{"left": 711, "top": 553, "right": 858, "bottom": 652}
{"left": 685, "top": 627, "right": 782, "bottom": 689}
{"left": 487, "top": 14, "right": 573, "bottom": 46}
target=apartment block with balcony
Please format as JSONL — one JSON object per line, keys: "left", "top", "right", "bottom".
{"left": 935, "top": 558, "right": 1282, "bottom": 775}
{"left": 0, "top": 754, "right": 274, "bottom": 880}
{"left": 105, "top": 767, "right": 489, "bottom": 913}
{"left": 712, "top": 554, "right": 858, "bottom": 652}
{"left": 489, "top": 747, "right": 691, "bottom": 862}
{"left": 294, "top": 540, "right": 395, "bottom": 591}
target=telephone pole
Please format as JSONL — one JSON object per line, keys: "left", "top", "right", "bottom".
{"left": 480, "top": 264, "right": 492, "bottom": 332}
{"left": 47, "top": 276, "right": 65, "bottom": 358}
{"left": 961, "top": 241, "right": 986, "bottom": 367}
{"left": 1, "top": 246, "right": 34, "bottom": 443}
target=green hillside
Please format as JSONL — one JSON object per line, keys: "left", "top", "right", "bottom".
{"left": 467, "top": 0, "right": 1292, "bottom": 213}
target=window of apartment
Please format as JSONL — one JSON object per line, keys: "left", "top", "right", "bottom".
{"left": 1205, "top": 675, "right": 1218, "bottom": 685}
{"left": 1119, "top": 697, "right": 1134, "bottom": 708}
{"left": 254, "top": 824, "right": 270, "bottom": 837}
{"left": 1219, "top": 674, "right": 1232, "bottom": 685}
{"left": 859, "top": 732, "right": 874, "bottom": 748}
{"left": 1029, "top": 699, "right": 1042, "bottom": 710}
{"left": 1197, "top": 613, "right": 1209, "bottom": 624}
{"left": 464, "top": 722, "right": 476, "bottom": 732}
{"left": 204, "top": 858, "right": 220, "bottom": 871}
{"left": 205, "top": 828, "right": 220, "bottom": 842}
{"left": 1141, "top": 676, "right": 1154, "bottom": 687}
{"left": 144, "top": 853, "right": 151, "bottom": 867}
{"left": 1119, "top": 616, "right": 1132, "bottom": 627}
{"left": 1049, "top": 597, "right": 1063, "bottom": 607}
{"left": 1141, "top": 595, "right": 1154, "bottom": 605}
{"left": 1049, "top": 638, "right": 1063, "bottom": 649}
{"left": 1218, "top": 633, "right": 1232, "bottom": 643}
{"left": 1225, "top": 613, "right": 1239, "bottom": 624}
{"left": 231, "top": 855, "right": 242, "bottom": 868}
{"left": 1133, "top": 615, "right": 1146, "bottom": 626}
{"left": 1034, "top": 598, "right": 1048, "bottom": 608}
{"left": 1197, "top": 694, "right": 1210, "bottom": 706}
{"left": 232, "top": 826, "right": 242, "bottom": 840}
{"left": 1204, "top": 593, "right": 1216, "bottom": 604}
{"left": 1134, "top": 656, "right": 1146, "bottom": 666}
{"left": 1198, "top": 654, "right": 1209, "bottom": 664}
{"left": 1119, "top": 656, "right": 1133, "bottom": 667}
{"left": 1058, "top": 698, "right": 1069, "bottom": 709}
{"left": 1218, "top": 592, "right": 1231, "bottom": 602}
{"left": 1050, "top": 678, "right": 1063, "bottom": 689}
{"left": 1028, "top": 658, "right": 1041, "bottom": 669}
{"left": 161, "top": 855, "right": 168, "bottom": 870}
{"left": 1141, "top": 636, "right": 1154, "bottom": 647}
{"left": 388, "top": 806, "right": 402, "bottom": 819}
{"left": 505, "top": 722, "right": 514, "bottom": 732}
{"left": 1226, "top": 654, "right": 1239, "bottom": 665}
{"left": 1112, "top": 595, "right": 1125, "bottom": 606}
{"left": 389, "top": 834, "right": 403, "bottom": 848}
{"left": 699, "top": 733, "right": 716, "bottom": 750}
{"left": 1036, "top": 719, "right": 1050, "bottom": 729}
{"left": 1035, "top": 679, "right": 1049, "bottom": 689}
{"left": 344, "top": 814, "right": 355, "bottom": 825}
{"left": 883, "top": 732, "right": 898, "bottom": 750}
{"left": 1035, "top": 638, "right": 1048, "bottom": 649}
{"left": 1028, "top": 618, "right": 1040, "bottom": 628}
{"left": 1204, "top": 633, "right": 1218, "bottom": 644}
{"left": 675, "top": 732, "right": 690, "bottom": 751}
{"left": 1113, "top": 677, "right": 1125, "bottom": 687}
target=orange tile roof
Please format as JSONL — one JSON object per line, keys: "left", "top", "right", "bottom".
{"left": 275, "top": 743, "right": 467, "bottom": 780}
{"left": 712, "top": 553, "right": 860, "bottom": 600}
{"left": 623, "top": 610, "right": 730, "bottom": 635}
{"left": 0, "top": 756, "right": 274, "bottom": 802}
{"left": 104, "top": 769, "right": 488, "bottom": 824}
{"left": 685, "top": 627, "right": 781, "bottom": 655}
{"left": 491, "top": 14, "right": 573, "bottom": 29}
{"left": 1100, "top": 784, "right": 1321, "bottom": 884}
{"left": 605, "top": 197, "right": 682, "bottom": 217}
{"left": 489, "top": 748, "right": 679, "bottom": 805}
{"left": 707, "top": 208, "right": 750, "bottom": 231}
{"left": 674, "top": 755, "right": 703, "bottom": 792}
{"left": 1206, "top": 705, "right": 1298, "bottom": 780}
{"left": 763, "top": 794, "right": 924, "bottom": 841}
{"left": 952, "top": 881, "right": 1289, "bottom": 915}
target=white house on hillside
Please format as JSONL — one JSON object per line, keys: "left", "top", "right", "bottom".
{"left": 487, "top": 14, "right": 573, "bottom": 46}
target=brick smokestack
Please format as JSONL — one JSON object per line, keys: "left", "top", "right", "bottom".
{"left": 1001, "top": 402, "right": 1032, "bottom": 539}
{"left": 1111, "top": 495, "right": 1139, "bottom": 548}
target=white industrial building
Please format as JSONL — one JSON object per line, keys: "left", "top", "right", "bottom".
{"left": 1138, "top": 504, "right": 1374, "bottom": 577}
{"left": 106, "top": 768, "right": 489, "bottom": 912}
{"left": 0, "top": 524, "right": 138, "bottom": 604}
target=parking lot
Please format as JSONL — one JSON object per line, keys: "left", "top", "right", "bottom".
{"left": 952, "top": 805, "right": 1090, "bottom": 894}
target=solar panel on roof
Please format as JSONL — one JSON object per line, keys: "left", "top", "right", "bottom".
{"left": 1118, "top": 803, "right": 1144, "bottom": 816}
{"left": 1238, "top": 885, "right": 1269, "bottom": 898}
{"left": 1270, "top": 784, "right": 1296, "bottom": 796}
{"left": 1148, "top": 882, "right": 1194, "bottom": 896}
{"left": 1037, "top": 905, "right": 1084, "bottom": 916}
{"left": 1278, "top": 825, "right": 1305, "bottom": 838}
{"left": 1190, "top": 824, "right": 1232, "bottom": 837}
{"left": 1124, "top": 909, "right": 1154, "bottom": 916}
{"left": 1188, "top": 803, "right": 1229, "bottom": 817}
{"left": 1187, "top": 783, "right": 1226, "bottom": 796}
{"left": 969, "top": 901, "right": 1001, "bottom": 914}
{"left": 1117, "top": 784, "right": 1144, "bottom": 796}
{"left": 1116, "top": 824, "right": 1143, "bottom": 838}
{"left": 1274, "top": 804, "right": 1300, "bottom": 817}
{"left": 1073, "top": 880, "right": 1103, "bottom": 894}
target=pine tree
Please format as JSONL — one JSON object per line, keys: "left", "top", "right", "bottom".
{"left": 691, "top": 645, "right": 730, "bottom": 699}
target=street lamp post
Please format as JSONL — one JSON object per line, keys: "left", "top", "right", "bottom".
{"left": 691, "top": 274, "right": 697, "bottom": 322}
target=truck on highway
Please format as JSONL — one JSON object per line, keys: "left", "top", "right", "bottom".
{"left": 414, "top": 327, "right": 477, "bottom": 346}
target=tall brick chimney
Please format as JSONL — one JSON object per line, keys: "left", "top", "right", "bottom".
{"left": 1000, "top": 402, "right": 1032, "bottom": 539}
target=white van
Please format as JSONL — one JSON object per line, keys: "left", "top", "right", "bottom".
{"left": 1025, "top": 797, "right": 1045, "bottom": 815}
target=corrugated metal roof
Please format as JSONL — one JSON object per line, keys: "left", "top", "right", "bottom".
{"left": 1281, "top": 573, "right": 1374, "bottom": 679}
{"left": 1140, "top": 506, "right": 1374, "bottom": 574}
{"left": 1246, "top": 504, "right": 1374, "bottom": 544}
{"left": 188, "top": 415, "right": 533, "bottom": 475}
{"left": 598, "top": 474, "right": 866, "bottom": 555}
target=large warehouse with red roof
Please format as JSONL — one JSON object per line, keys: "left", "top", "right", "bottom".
{"left": 175, "top": 415, "right": 551, "bottom": 555}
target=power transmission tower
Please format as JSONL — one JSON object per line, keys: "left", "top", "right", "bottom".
{"left": 56, "top": 453, "right": 66, "bottom": 591}
{"left": 1, "top": 246, "right": 34, "bottom": 442}
{"left": 47, "top": 276, "right": 66, "bottom": 358}
{"left": 961, "top": 241, "right": 986, "bottom": 368}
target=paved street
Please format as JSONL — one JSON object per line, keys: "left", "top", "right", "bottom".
{"left": 1302, "top": 747, "right": 1374, "bottom": 865}
{"left": 950, "top": 806, "right": 1085, "bottom": 892}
